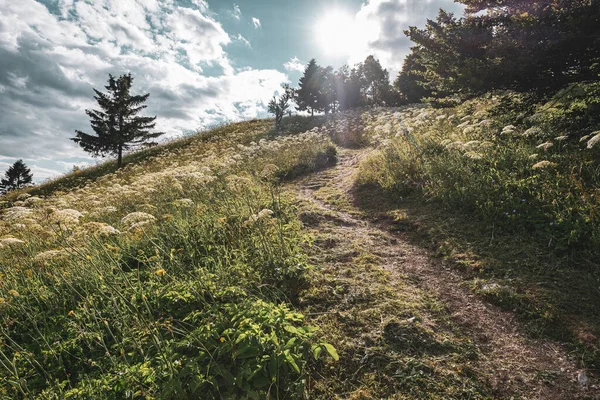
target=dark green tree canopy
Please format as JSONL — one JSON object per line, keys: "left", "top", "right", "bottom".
{"left": 295, "top": 59, "right": 324, "bottom": 116}
{"left": 400, "top": 0, "right": 600, "bottom": 101}
{"left": 72, "top": 73, "right": 163, "bottom": 168}
{"left": 0, "top": 160, "right": 33, "bottom": 194}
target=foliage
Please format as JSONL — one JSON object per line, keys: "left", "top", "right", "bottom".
{"left": 295, "top": 59, "right": 323, "bottom": 117}
{"left": 268, "top": 85, "right": 294, "bottom": 134}
{"left": 0, "top": 160, "right": 33, "bottom": 194}
{"left": 400, "top": 1, "right": 600, "bottom": 101}
{"left": 0, "top": 120, "right": 339, "bottom": 398}
{"left": 72, "top": 73, "right": 164, "bottom": 168}
{"left": 358, "top": 101, "right": 600, "bottom": 257}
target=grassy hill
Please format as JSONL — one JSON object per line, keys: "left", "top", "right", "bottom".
{"left": 1, "top": 102, "right": 599, "bottom": 398}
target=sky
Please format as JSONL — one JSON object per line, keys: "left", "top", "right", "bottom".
{"left": 0, "top": 0, "right": 464, "bottom": 182}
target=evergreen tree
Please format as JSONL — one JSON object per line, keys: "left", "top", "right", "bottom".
{"left": 335, "top": 65, "right": 363, "bottom": 111}
{"left": 358, "top": 56, "right": 393, "bottom": 106}
{"left": 72, "top": 73, "right": 163, "bottom": 168}
{"left": 0, "top": 160, "right": 33, "bottom": 193}
{"left": 319, "top": 66, "right": 338, "bottom": 114}
{"left": 403, "top": 0, "right": 600, "bottom": 100}
{"left": 394, "top": 51, "right": 432, "bottom": 103}
{"left": 295, "top": 59, "right": 323, "bottom": 116}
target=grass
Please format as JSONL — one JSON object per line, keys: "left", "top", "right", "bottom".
{"left": 354, "top": 102, "right": 600, "bottom": 371}
{"left": 0, "top": 116, "right": 338, "bottom": 398}
{"left": 290, "top": 188, "right": 492, "bottom": 399}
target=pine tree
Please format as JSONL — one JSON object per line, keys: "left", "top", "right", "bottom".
{"left": 72, "top": 73, "right": 163, "bottom": 168}
{"left": 358, "top": 56, "right": 392, "bottom": 106}
{"left": 295, "top": 59, "right": 323, "bottom": 116}
{"left": 0, "top": 160, "right": 33, "bottom": 193}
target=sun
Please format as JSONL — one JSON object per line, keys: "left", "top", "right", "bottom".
{"left": 315, "top": 10, "right": 358, "bottom": 57}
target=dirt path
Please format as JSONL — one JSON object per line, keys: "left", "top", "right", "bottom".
{"left": 288, "top": 148, "right": 599, "bottom": 399}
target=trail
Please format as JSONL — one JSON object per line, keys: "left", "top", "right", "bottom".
{"left": 287, "top": 147, "right": 599, "bottom": 399}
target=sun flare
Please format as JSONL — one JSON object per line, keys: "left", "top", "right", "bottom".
{"left": 315, "top": 10, "right": 358, "bottom": 56}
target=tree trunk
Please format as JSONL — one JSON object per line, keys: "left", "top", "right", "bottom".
{"left": 117, "top": 145, "right": 123, "bottom": 169}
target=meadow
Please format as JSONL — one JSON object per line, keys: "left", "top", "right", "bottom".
{"left": 0, "top": 118, "right": 338, "bottom": 398}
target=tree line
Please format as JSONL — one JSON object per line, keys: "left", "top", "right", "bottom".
{"left": 397, "top": 0, "right": 600, "bottom": 104}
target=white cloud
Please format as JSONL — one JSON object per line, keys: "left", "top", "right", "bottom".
{"left": 349, "top": 0, "right": 465, "bottom": 77}
{"left": 233, "top": 34, "right": 251, "bottom": 48}
{"left": 232, "top": 4, "right": 241, "bottom": 20}
{"left": 283, "top": 57, "right": 305, "bottom": 73}
{"left": 0, "top": 0, "right": 288, "bottom": 173}
{"left": 252, "top": 17, "right": 261, "bottom": 29}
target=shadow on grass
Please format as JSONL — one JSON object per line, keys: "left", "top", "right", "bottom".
{"left": 352, "top": 182, "right": 600, "bottom": 371}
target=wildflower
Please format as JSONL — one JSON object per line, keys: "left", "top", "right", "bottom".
{"left": 536, "top": 142, "right": 553, "bottom": 151}
{"left": 0, "top": 238, "right": 26, "bottom": 247}
{"left": 68, "top": 310, "right": 75, "bottom": 317}
{"left": 155, "top": 269, "right": 166, "bottom": 276}
{"left": 0, "top": 298, "right": 5, "bottom": 304}
{"left": 554, "top": 135, "right": 568, "bottom": 142}
{"left": 173, "top": 198, "right": 195, "bottom": 208}
{"left": 3, "top": 207, "right": 33, "bottom": 222}
{"left": 587, "top": 132, "right": 600, "bottom": 149}
{"left": 502, "top": 125, "right": 517, "bottom": 133}
{"left": 257, "top": 209, "right": 274, "bottom": 219}
{"left": 528, "top": 154, "right": 539, "bottom": 160}
{"left": 80, "top": 222, "right": 121, "bottom": 237}
{"left": 33, "top": 249, "right": 67, "bottom": 264}
{"left": 121, "top": 212, "right": 156, "bottom": 230}
{"left": 523, "top": 127, "right": 543, "bottom": 138}
{"left": 532, "top": 160, "right": 558, "bottom": 170}
{"left": 219, "top": 337, "right": 226, "bottom": 343}
{"left": 8, "top": 289, "right": 19, "bottom": 297}
{"left": 50, "top": 209, "right": 84, "bottom": 226}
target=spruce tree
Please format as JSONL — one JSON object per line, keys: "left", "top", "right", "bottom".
{"left": 0, "top": 160, "right": 33, "bottom": 193}
{"left": 295, "top": 59, "right": 323, "bottom": 116}
{"left": 72, "top": 73, "right": 163, "bottom": 168}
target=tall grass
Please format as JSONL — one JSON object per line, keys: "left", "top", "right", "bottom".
{"left": 0, "top": 120, "right": 338, "bottom": 398}
{"left": 358, "top": 103, "right": 600, "bottom": 258}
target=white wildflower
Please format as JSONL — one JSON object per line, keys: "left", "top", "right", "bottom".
{"left": 586, "top": 132, "right": 600, "bottom": 149}
{"left": 523, "top": 127, "right": 542, "bottom": 138}
{"left": 121, "top": 212, "right": 156, "bottom": 230}
{"left": 257, "top": 209, "right": 274, "bottom": 219}
{"left": 0, "top": 238, "right": 26, "bottom": 247}
{"left": 3, "top": 207, "right": 33, "bottom": 222}
{"left": 528, "top": 154, "right": 539, "bottom": 160}
{"left": 554, "top": 135, "right": 569, "bottom": 142}
{"left": 457, "top": 121, "right": 471, "bottom": 129}
{"left": 80, "top": 222, "right": 121, "bottom": 237}
{"left": 33, "top": 249, "right": 67, "bottom": 263}
{"left": 536, "top": 142, "right": 554, "bottom": 151}
{"left": 50, "top": 209, "right": 83, "bottom": 226}
{"left": 532, "top": 160, "right": 558, "bottom": 169}
{"left": 173, "top": 198, "right": 195, "bottom": 208}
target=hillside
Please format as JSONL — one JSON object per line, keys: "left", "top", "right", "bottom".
{"left": 1, "top": 104, "right": 599, "bottom": 398}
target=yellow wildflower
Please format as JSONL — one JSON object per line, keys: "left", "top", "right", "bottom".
{"left": 219, "top": 337, "right": 226, "bottom": 343}
{"left": 155, "top": 269, "right": 166, "bottom": 276}
{"left": 8, "top": 290, "right": 19, "bottom": 297}
{"left": 68, "top": 310, "right": 75, "bottom": 317}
